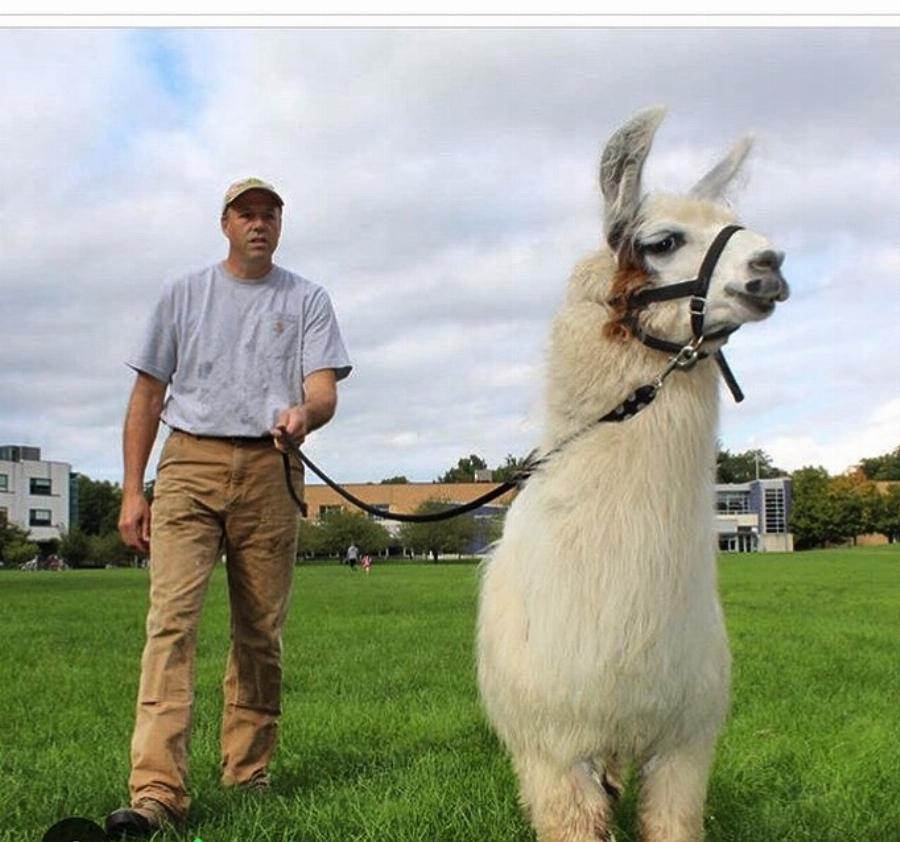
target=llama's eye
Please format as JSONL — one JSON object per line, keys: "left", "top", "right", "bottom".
{"left": 641, "top": 234, "right": 682, "bottom": 256}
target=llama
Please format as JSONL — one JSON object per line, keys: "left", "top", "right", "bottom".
{"left": 476, "top": 107, "right": 789, "bottom": 842}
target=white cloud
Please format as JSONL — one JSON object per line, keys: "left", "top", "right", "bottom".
{"left": 765, "top": 397, "right": 900, "bottom": 475}
{"left": 1, "top": 27, "right": 898, "bottom": 487}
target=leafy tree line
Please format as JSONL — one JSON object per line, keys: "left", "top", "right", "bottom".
{"left": 54, "top": 474, "right": 132, "bottom": 567}
{"left": 0, "top": 520, "right": 40, "bottom": 567}
{"left": 297, "top": 503, "right": 502, "bottom": 563}
{"left": 427, "top": 446, "right": 900, "bottom": 551}
{"left": 858, "top": 445, "right": 900, "bottom": 481}
{"left": 714, "top": 444, "right": 900, "bottom": 549}
{"left": 55, "top": 474, "right": 132, "bottom": 567}
{"left": 716, "top": 443, "right": 900, "bottom": 549}
{"left": 790, "top": 467, "right": 900, "bottom": 549}
{"left": 0, "top": 474, "right": 134, "bottom": 568}
{"left": 716, "top": 446, "right": 785, "bottom": 483}
{"left": 297, "top": 510, "right": 391, "bottom": 559}
{"left": 427, "top": 453, "right": 532, "bottom": 485}
{"left": 434, "top": 448, "right": 785, "bottom": 486}
{"left": 6, "top": 443, "right": 897, "bottom": 566}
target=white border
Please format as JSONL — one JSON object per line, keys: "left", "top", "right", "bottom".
{"left": 2, "top": 14, "right": 900, "bottom": 27}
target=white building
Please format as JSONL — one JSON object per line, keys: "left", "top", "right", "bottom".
{"left": 715, "top": 477, "right": 794, "bottom": 553}
{"left": 0, "top": 445, "right": 72, "bottom": 544}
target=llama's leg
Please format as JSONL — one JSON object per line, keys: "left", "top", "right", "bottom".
{"left": 637, "top": 738, "right": 716, "bottom": 842}
{"left": 515, "top": 753, "right": 617, "bottom": 842}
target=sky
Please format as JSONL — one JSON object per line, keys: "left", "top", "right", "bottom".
{"left": 1, "top": 24, "right": 898, "bottom": 485}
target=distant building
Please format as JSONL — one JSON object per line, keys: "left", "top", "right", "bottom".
{"left": 304, "top": 475, "right": 795, "bottom": 555}
{"left": 0, "top": 445, "right": 74, "bottom": 545}
{"left": 303, "top": 481, "right": 514, "bottom": 556}
{"left": 715, "top": 477, "right": 794, "bottom": 552}
{"left": 304, "top": 482, "right": 517, "bottom": 538}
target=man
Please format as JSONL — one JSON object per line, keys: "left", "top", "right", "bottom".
{"left": 106, "top": 178, "right": 352, "bottom": 838}
{"left": 346, "top": 542, "right": 359, "bottom": 569}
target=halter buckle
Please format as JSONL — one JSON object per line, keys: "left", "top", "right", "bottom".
{"left": 653, "top": 337, "right": 705, "bottom": 390}
{"left": 675, "top": 338, "right": 704, "bottom": 368}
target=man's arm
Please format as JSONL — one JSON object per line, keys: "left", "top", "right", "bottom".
{"left": 271, "top": 368, "right": 338, "bottom": 451}
{"left": 119, "top": 371, "right": 167, "bottom": 553}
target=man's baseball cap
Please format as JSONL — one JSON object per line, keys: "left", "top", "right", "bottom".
{"left": 222, "top": 178, "right": 284, "bottom": 214}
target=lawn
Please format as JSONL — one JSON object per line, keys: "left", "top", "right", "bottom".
{"left": 1, "top": 546, "right": 898, "bottom": 841}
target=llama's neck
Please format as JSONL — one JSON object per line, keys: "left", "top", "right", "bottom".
{"left": 542, "top": 290, "right": 722, "bottom": 514}
{"left": 542, "top": 325, "right": 721, "bottom": 589}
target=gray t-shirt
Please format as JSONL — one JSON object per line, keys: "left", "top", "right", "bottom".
{"left": 127, "top": 262, "right": 352, "bottom": 436}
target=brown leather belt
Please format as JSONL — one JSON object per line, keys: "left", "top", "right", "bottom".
{"left": 170, "top": 427, "right": 274, "bottom": 446}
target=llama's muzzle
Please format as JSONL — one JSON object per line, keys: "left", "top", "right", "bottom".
{"left": 739, "top": 249, "right": 790, "bottom": 303}
{"left": 726, "top": 266, "right": 789, "bottom": 307}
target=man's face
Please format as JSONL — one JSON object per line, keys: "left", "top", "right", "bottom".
{"left": 221, "top": 190, "right": 282, "bottom": 263}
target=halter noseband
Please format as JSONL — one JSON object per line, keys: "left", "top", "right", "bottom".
{"left": 624, "top": 223, "right": 745, "bottom": 402}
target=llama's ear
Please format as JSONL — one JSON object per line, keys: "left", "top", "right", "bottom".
{"left": 689, "top": 136, "right": 754, "bottom": 200}
{"left": 600, "top": 106, "right": 666, "bottom": 250}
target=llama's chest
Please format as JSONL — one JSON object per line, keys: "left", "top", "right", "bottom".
{"left": 489, "top": 476, "right": 729, "bottom": 699}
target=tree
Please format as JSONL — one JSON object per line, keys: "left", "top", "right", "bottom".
{"left": 789, "top": 466, "right": 833, "bottom": 549}
{"left": 492, "top": 453, "right": 532, "bottom": 483}
{"left": 398, "top": 499, "right": 476, "bottom": 561}
{"left": 0, "top": 520, "right": 33, "bottom": 561}
{"left": 58, "top": 527, "right": 91, "bottom": 568}
{"left": 380, "top": 476, "right": 409, "bottom": 485}
{"left": 317, "top": 510, "right": 390, "bottom": 558}
{"left": 854, "top": 480, "right": 884, "bottom": 538}
{"left": 716, "top": 446, "right": 785, "bottom": 484}
{"left": 827, "top": 475, "right": 867, "bottom": 546}
{"left": 873, "top": 485, "right": 900, "bottom": 543}
{"left": 88, "top": 530, "right": 131, "bottom": 567}
{"left": 76, "top": 474, "right": 123, "bottom": 536}
{"left": 296, "top": 519, "right": 327, "bottom": 558}
{"left": 473, "top": 512, "right": 506, "bottom": 551}
{"left": 437, "top": 454, "right": 488, "bottom": 483}
{"left": 858, "top": 445, "right": 900, "bottom": 481}
{"left": 0, "top": 521, "right": 39, "bottom": 566}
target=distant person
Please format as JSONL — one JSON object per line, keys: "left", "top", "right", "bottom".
{"left": 362, "top": 554, "right": 372, "bottom": 574}
{"left": 346, "top": 543, "right": 359, "bottom": 570}
{"left": 107, "top": 178, "right": 352, "bottom": 838}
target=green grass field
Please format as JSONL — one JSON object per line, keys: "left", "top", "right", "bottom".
{"left": 1, "top": 546, "right": 898, "bottom": 841}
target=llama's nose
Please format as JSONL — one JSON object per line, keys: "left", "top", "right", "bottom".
{"left": 743, "top": 250, "right": 790, "bottom": 302}
{"left": 749, "top": 249, "right": 784, "bottom": 273}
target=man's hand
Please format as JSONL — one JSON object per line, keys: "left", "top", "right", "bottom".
{"left": 271, "top": 370, "right": 338, "bottom": 453}
{"left": 119, "top": 490, "right": 152, "bottom": 554}
{"left": 271, "top": 405, "right": 309, "bottom": 453}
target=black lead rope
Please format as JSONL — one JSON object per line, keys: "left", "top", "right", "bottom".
{"left": 277, "top": 339, "right": 699, "bottom": 524}
{"left": 280, "top": 440, "right": 523, "bottom": 523}
{"left": 279, "top": 224, "right": 748, "bottom": 522}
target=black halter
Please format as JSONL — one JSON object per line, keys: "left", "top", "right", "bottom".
{"left": 625, "top": 223, "right": 745, "bottom": 402}
{"left": 277, "top": 225, "right": 754, "bottom": 523}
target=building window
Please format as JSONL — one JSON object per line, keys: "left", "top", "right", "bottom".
{"left": 30, "top": 477, "right": 52, "bottom": 496}
{"left": 0, "top": 473, "right": 8, "bottom": 492}
{"left": 716, "top": 491, "right": 750, "bottom": 514}
{"left": 29, "top": 509, "right": 53, "bottom": 527}
{"left": 719, "top": 532, "right": 755, "bottom": 552}
{"left": 764, "top": 487, "right": 786, "bottom": 533}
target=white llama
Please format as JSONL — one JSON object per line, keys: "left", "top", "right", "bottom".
{"left": 477, "top": 107, "right": 789, "bottom": 842}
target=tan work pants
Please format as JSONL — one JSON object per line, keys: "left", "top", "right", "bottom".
{"left": 128, "top": 430, "right": 302, "bottom": 818}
